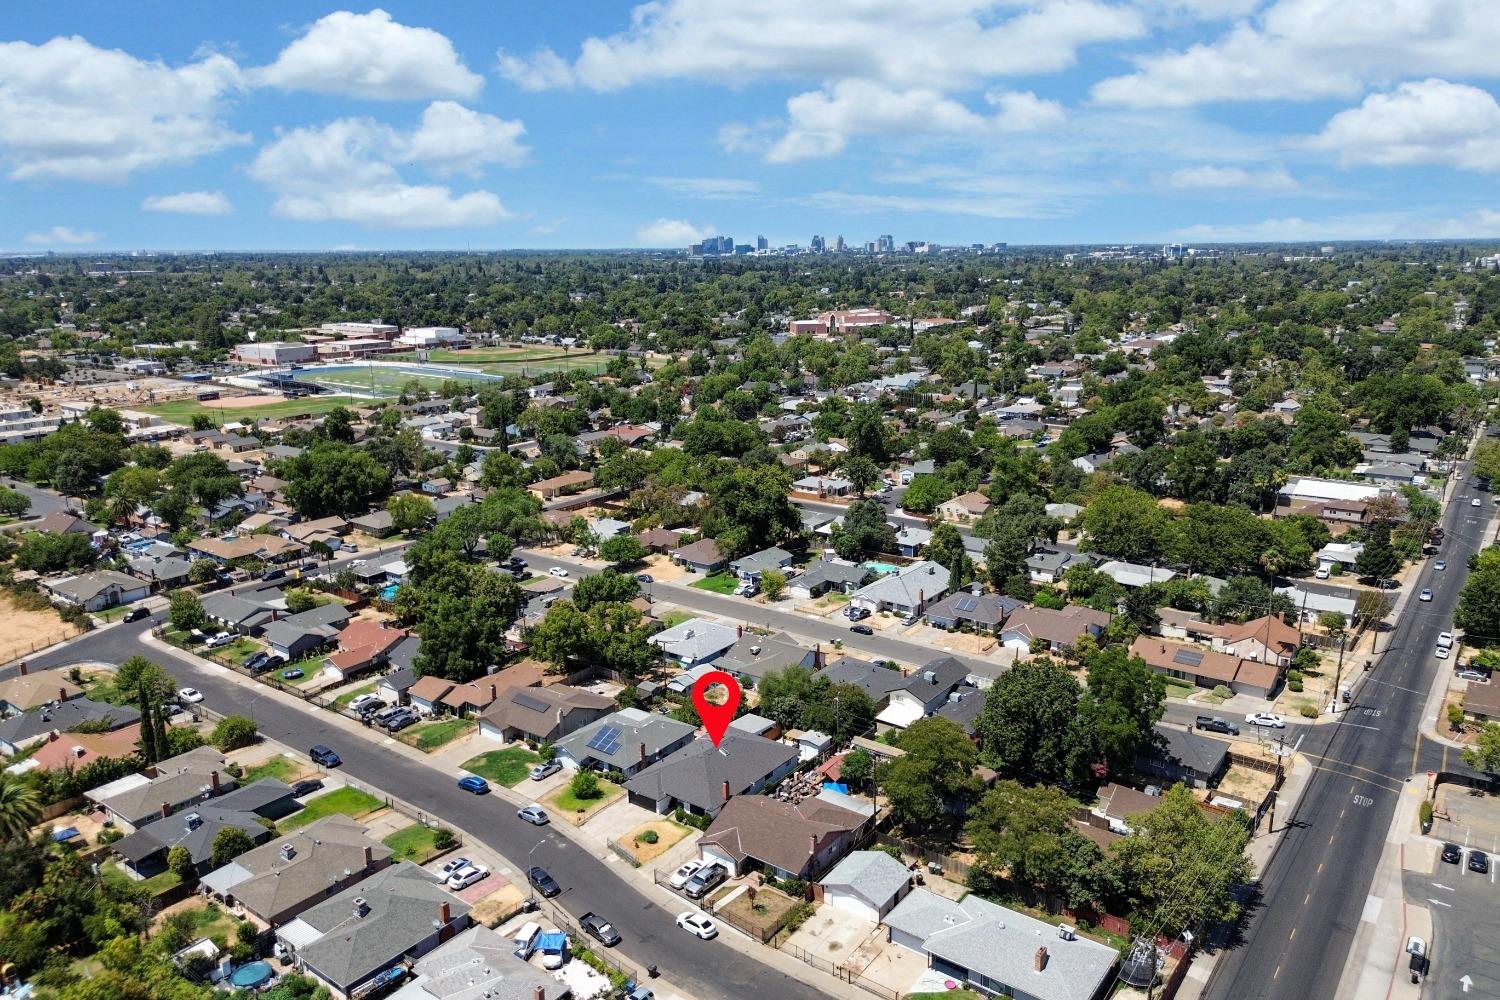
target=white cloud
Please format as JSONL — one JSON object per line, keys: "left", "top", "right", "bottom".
{"left": 644, "top": 176, "right": 761, "bottom": 198}
{"left": 25, "top": 226, "right": 99, "bottom": 245}
{"left": 141, "top": 190, "right": 233, "bottom": 215}
{"left": 1094, "top": 0, "right": 1500, "bottom": 107}
{"left": 500, "top": 0, "right": 1144, "bottom": 92}
{"left": 1167, "top": 164, "right": 1298, "bottom": 191}
{"left": 985, "top": 91, "right": 1069, "bottom": 131}
{"left": 1308, "top": 79, "right": 1500, "bottom": 171}
{"left": 248, "top": 109, "right": 515, "bottom": 228}
{"left": 0, "top": 36, "right": 245, "bottom": 182}
{"left": 256, "top": 9, "right": 483, "bottom": 100}
{"left": 635, "top": 218, "right": 714, "bottom": 246}
{"left": 404, "top": 101, "right": 528, "bottom": 174}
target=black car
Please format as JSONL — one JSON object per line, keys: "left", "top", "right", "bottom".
{"left": 509, "top": 557, "right": 528, "bottom": 569}
{"left": 1195, "top": 716, "right": 1240, "bottom": 736}
{"left": 309, "top": 745, "right": 341, "bottom": 768}
{"left": 290, "top": 779, "right": 324, "bottom": 797}
{"left": 1469, "top": 850, "right": 1490, "bottom": 875}
{"left": 850, "top": 624, "right": 874, "bottom": 635}
{"left": 381, "top": 710, "right": 417, "bottom": 732}
{"left": 122, "top": 606, "right": 151, "bottom": 623}
{"left": 244, "top": 651, "right": 271, "bottom": 672}
{"left": 528, "top": 866, "right": 561, "bottom": 898}
{"left": 261, "top": 568, "right": 286, "bottom": 582}
{"left": 635, "top": 573, "right": 653, "bottom": 584}
{"left": 1441, "top": 842, "right": 1463, "bottom": 865}
{"left": 580, "top": 912, "right": 622, "bottom": 947}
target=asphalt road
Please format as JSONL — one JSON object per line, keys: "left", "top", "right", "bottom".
{"left": 1405, "top": 854, "right": 1500, "bottom": 999}
{"left": 1203, "top": 461, "right": 1492, "bottom": 1000}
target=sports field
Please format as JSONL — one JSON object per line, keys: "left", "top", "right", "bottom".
{"left": 142, "top": 394, "right": 361, "bottom": 424}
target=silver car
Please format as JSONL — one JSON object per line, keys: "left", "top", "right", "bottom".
{"left": 529, "top": 760, "right": 563, "bottom": 781}
{"left": 518, "top": 804, "right": 550, "bottom": 826}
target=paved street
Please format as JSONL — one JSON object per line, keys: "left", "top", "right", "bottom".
{"left": 1203, "top": 459, "right": 1491, "bottom": 1000}
{"left": 1403, "top": 859, "right": 1500, "bottom": 1000}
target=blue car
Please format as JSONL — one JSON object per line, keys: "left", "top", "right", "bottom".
{"left": 457, "top": 775, "right": 489, "bottom": 795}
{"left": 309, "top": 745, "right": 341, "bottom": 768}
{"left": 281, "top": 667, "right": 304, "bottom": 680}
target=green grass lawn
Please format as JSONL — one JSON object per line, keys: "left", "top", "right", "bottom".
{"left": 400, "top": 718, "right": 474, "bottom": 751}
{"left": 547, "top": 776, "right": 623, "bottom": 819}
{"left": 333, "top": 683, "right": 379, "bottom": 710}
{"left": 463, "top": 747, "right": 542, "bottom": 787}
{"left": 906, "top": 992, "right": 984, "bottom": 1000}
{"left": 101, "top": 861, "right": 181, "bottom": 896}
{"left": 93, "top": 605, "right": 133, "bottom": 622}
{"left": 281, "top": 786, "right": 384, "bottom": 829}
{"left": 660, "top": 610, "right": 694, "bottom": 628}
{"left": 171, "top": 900, "right": 242, "bottom": 949}
{"left": 274, "top": 664, "right": 319, "bottom": 686}
{"left": 382, "top": 823, "right": 447, "bottom": 864}
{"left": 221, "top": 638, "right": 264, "bottom": 665}
{"left": 1164, "top": 679, "right": 1196, "bottom": 699}
{"left": 141, "top": 394, "right": 360, "bottom": 425}
{"left": 690, "top": 572, "right": 739, "bottom": 595}
{"left": 240, "top": 754, "right": 302, "bottom": 785}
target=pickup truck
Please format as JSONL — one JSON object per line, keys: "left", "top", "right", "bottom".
{"left": 579, "top": 911, "right": 622, "bottom": 947}
{"left": 1195, "top": 716, "right": 1240, "bottom": 736}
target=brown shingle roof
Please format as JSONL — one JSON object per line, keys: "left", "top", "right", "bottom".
{"left": 700, "top": 796, "right": 864, "bottom": 876}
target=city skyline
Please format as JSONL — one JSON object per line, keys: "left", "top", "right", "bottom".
{"left": 5, "top": 2, "right": 1500, "bottom": 251}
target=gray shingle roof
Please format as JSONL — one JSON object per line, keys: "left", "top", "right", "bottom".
{"left": 556, "top": 708, "right": 696, "bottom": 770}
{"left": 0, "top": 697, "right": 139, "bottom": 750}
{"left": 625, "top": 732, "right": 798, "bottom": 814}
{"left": 820, "top": 850, "right": 912, "bottom": 909}
{"left": 200, "top": 815, "right": 392, "bottom": 922}
{"left": 404, "top": 925, "right": 558, "bottom": 1000}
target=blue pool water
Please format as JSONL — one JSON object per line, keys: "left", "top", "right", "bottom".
{"left": 379, "top": 584, "right": 400, "bottom": 601}
{"left": 862, "top": 561, "right": 900, "bottom": 575}
{"left": 229, "top": 961, "right": 273, "bottom": 988}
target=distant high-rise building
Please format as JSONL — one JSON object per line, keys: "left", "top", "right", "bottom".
{"left": 878, "top": 235, "right": 895, "bottom": 253}
{"left": 865, "top": 241, "right": 877, "bottom": 252}
{"left": 1163, "top": 243, "right": 1185, "bottom": 259}
{"left": 756, "top": 235, "right": 768, "bottom": 251}
{"left": 835, "top": 235, "right": 846, "bottom": 252}
{"left": 810, "top": 235, "right": 825, "bottom": 252}
{"left": 734, "top": 244, "right": 753, "bottom": 255}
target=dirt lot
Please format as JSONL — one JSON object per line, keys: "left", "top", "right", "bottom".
{"left": 0, "top": 593, "right": 82, "bottom": 664}
{"left": 619, "top": 819, "right": 693, "bottom": 864}
{"left": 642, "top": 553, "right": 690, "bottom": 583}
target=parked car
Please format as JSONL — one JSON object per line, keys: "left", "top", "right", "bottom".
{"left": 439, "top": 856, "right": 471, "bottom": 878}
{"left": 1436, "top": 645, "right": 1451, "bottom": 660}
{"left": 447, "top": 864, "right": 489, "bottom": 890}
{"left": 1419, "top": 588, "right": 1433, "bottom": 602}
{"left": 669, "top": 859, "right": 703, "bottom": 889}
{"left": 518, "top": 804, "right": 550, "bottom": 826}
{"left": 1469, "top": 849, "right": 1490, "bottom": 875}
{"left": 733, "top": 582, "right": 757, "bottom": 597}
{"left": 635, "top": 573, "right": 654, "bottom": 584}
{"left": 177, "top": 687, "right": 204, "bottom": 704}
{"left": 244, "top": 651, "right": 271, "bottom": 672}
{"left": 845, "top": 606, "right": 870, "bottom": 621}
{"left": 309, "top": 745, "right": 341, "bottom": 768}
{"left": 549, "top": 567, "right": 569, "bottom": 578}
{"left": 289, "top": 779, "right": 324, "bottom": 797}
{"left": 261, "top": 568, "right": 285, "bottom": 582}
{"left": 1245, "top": 712, "right": 1286, "bottom": 729}
{"left": 900, "top": 612, "right": 919, "bottom": 626}
{"left": 1314, "top": 567, "right": 1329, "bottom": 579}
{"left": 512, "top": 921, "right": 542, "bottom": 960}
{"left": 529, "top": 760, "right": 563, "bottom": 781}
{"left": 349, "top": 694, "right": 385, "bottom": 714}
{"left": 1438, "top": 632, "right": 1455, "bottom": 649}
{"left": 850, "top": 624, "right": 874, "bottom": 635}
{"left": 281, "top": 667, "right": 305, "bottom": 680}
{"left": 122, "top": 606, "right": 151, "bottom": 623}
{"left": 457, "top": 775, "right": 489, "bottom": 795}
{"left": 382, "top": 710, "right": 417, "bottom": 732}
{"left": 539, "top": 931, "right": 568, "bottom": 970}
{"left": 160, "top": 702, "right": 183, "bottom": 717}
{"left": 528, "top": 866, "right": 561, "bottom": 897}
{"left": 580, "top": 912, "right": 621, "bottom": 947}
{"left": 1436, "top": 560, "right": 1448, "bottom": 571}
{"left": 1473, "top": 498, "right": 1483, "bottom": 508}
{"left": 206, "top": 632, "right": 234, "bottom": 649}
{"left": 683, "top": 863, "right": 728, "bottom": 900}
{"left": 1195, "top": 716, "right": 1240, "bottom": 736}
{"left": 676, "top": 912, "right": 718, "bottom": 940}
{"left": 1441, "top": 843, "right": 1463, "bottom": 865}
{"left": 1456, "top": 669, "right": 1490, "bottom": 682}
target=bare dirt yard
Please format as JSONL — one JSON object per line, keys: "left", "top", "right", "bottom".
{"left": 619, "top": 819, "right": 693, "bottom": 865}
{"left": 0, "top": 593, "right": 81, "bottom": 664}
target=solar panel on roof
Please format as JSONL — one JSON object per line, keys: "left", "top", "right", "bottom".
{"left": 587, "top": 725, "right": 623, "bottom": 756}
{"left": 513, "top": 691, "right": 551, "bottom": 714}
{"left": 1172, "top": 648, "right": 1205, "bottom": 667}
{"left": 955, "top": 595, "right": 977, "bottom": 612}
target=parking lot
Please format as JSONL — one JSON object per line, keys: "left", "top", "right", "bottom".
{"left": 1412, "top": 787, "right": 1500, "bottom": 999}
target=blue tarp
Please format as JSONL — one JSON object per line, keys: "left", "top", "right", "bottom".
{"left": 50, "top": 827, "right": 79, "bottom": 843}
{"left": 538, "top": 932, "right": 568, "bottom": 953}
{"left": 822, "top": 782, "right": 850, "bottom": 795}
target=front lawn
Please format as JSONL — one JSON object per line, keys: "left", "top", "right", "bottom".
{"left": 333, "top": 683, "right": 378, "bottom": 710}
{"left": 221, "top": 639, "right": 264, "bottom": 665}
{"left": 690, "top": 572, "right": 740, "bottom": 595}
{"left": 546, "top": 776, "right": 623, "bottom": 823}
{"left": 101, "top": 861, "right": 181, "bottom": 896}
{"left": 240, "top": 754, "right": 302, "bottom": 785}
{"left": 382, "top": 823, "right": 448, "bottom": 864}
{"left": 274, "top": 665, "right": 320, "bottom": 686}
{"left": 463, "top": 747, "right": 541, "bottom": 787}
{"left": 660, "top": 610, "right": 694, "bottom": 629}
{"left": 710, "top": 883, "right": 800, "bottom": 938}
{"left": 1164, "top": 679, "right": 1196, "bottom": 700}
{"left": 281, "top": 786, "right": 383, "bottom": 829}
{"left": 399, "top": 718, "right": 474, "bottom": 751}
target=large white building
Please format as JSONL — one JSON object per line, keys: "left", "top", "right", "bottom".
{"left": 232, "top": 342, "right": 316, "bottom": 367}
{"left": 396, "top": 327, "right": 465, "bottom": 349}
{"left": 318, "top": 321, "right": 398, "bottom": 339}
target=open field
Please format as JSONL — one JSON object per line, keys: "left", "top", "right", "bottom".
{"left": 0, "top": 593, "right": 82, "bottom": 664}
{"left": 141, "top": 394, "right": 359, "bottom": 424}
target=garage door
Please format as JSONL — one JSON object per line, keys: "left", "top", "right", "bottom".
{"left": 824, "top": 889, "right": 879, "bottom": 923}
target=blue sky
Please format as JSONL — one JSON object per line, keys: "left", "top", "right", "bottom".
{"left": 4, "top": 1, "right": 1500, "bottom": 251}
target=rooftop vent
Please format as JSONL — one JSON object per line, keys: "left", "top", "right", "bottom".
{"left": 353, "top": 897, "right": 369, "bottom": 917}
{"left": 184, "top": 813, "right": 203, "bottom": 831}
{"left": 280, "top": 843, "right": 296, "bottom": 861}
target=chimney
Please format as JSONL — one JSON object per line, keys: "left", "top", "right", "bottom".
{"left": 722, "top": 780, "right": 731, "bottom": 802}
{"left": 737, "top": 625, "right": 744, "bottom": 638}
{"left": 810, "top": 834, "right": 818, "bottom": 856}
{"left": 18, "top": 661, "right": 26, "bottom": 676}
{"left": 533, "top": 987, "right": 546, "bottom": 1000}
{"left": 210, "top": 770, "right": 221, "bottom": 793}
{"left": 363, "top": 845, "right": 373, "bottom": 866}
{"left": 1035, "top": 946, "right": 1049, "bottom": 972}
{"left": 59, "top": 687, "right": 68, "bottom": 703}
{"left": 489, "top": 684, "right": 496, "bottom": 702}
{"left": 639, "top": 742, "right": 647, "bottom": 762}
{"left": 439, "top": 901, "right": 451, "bottom": 924}
{"left": 161, "top": 801, "right": 172, "bottom": 819}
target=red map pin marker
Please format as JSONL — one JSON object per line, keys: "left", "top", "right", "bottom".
{"left": 690, "top": 670, "right": 742, "bottom": 748}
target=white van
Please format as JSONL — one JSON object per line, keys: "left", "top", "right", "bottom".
{"left": 511, "top": 921, "right": 541, "bottom": 960}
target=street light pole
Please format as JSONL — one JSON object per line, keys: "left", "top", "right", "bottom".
{"left": 527, "top": 837, "right": 546, "bottom": 907}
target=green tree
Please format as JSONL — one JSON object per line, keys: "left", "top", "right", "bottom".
{"left": 14, "top": 531, "right": 94, "bottom": 573}
{"left": 210, "top": 715, "right": 257, "bottom": 752}
{"left": 900, "top": 475, "right": 954, "bottom": 514}
{"left": 0, "top": 773, "right": 41, "bottom": 840}
{"left": 569, "top": 770, "right": 602, "bottom": 800}
{"left": 210, "top": 827, "right": 256, "bottom": 868}
{"left": 166, "top": 844, "right": 195, "bottom": 882}
{"left": 275, "top": 442, "right": 391, "bottom": 518}
{"left": 0, "top": 487, "right": 28, "bottom": 516}
{"left": 833, "top": 498, "right": 896, "bottom": 560}
{"left": 761, "top": 569, "right": 787, "bottom": 601}
{"left": 839, "top": 748, "right": 874, "bottom": 790}
{"left": 1079, "top": 485, "right": 1171, "bottom": 562}
{"left": 1080, "top": 645, "right": 1167, "bottom": 777}
{"left": 1456, "top": 547, "right": 1500, "bottom": 638}
{"left": 598, "top": 534, "right": 647, "bottom": 566}
{"left": 977, "top": 657, "right": 1096, "bottom": 786}
{"left": 1463, "top": 723, "right": 1500, "bottom": 772}
{"left": 879, "top": 717, "right": 982, "bottom": 835}
{"left": 397, "top": 557, "right": 526, "bottom": 680}
{"left": 1354, "top": 523, "right": 1400, "bottom": 582}
{"left": 705, "top": 465, "right": 800, "bottom": 557}
{"left": 388, "top": 493, "right": 435, "bottom": 535}
{"left": 842, "top": 455, "right": 881, "bottom": 495}
{"left": 967, "top": 780, "right": 1112, "bottom": 908}
{"left": 571, "top": 569, "right": 640, "bottom": 610}
{"left": 168, "top": 591, "right": 209, "bottom": 633}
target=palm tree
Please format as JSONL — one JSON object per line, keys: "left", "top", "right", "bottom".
{"left": 0, "top": 773, "right": 41, "bottom": 841}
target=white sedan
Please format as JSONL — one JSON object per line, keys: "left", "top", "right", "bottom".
{"left": 447, "top": 864, "right": 489, "bottom": 890}
{"left": 177, "top": 687, "right": 204, "bottom": 704}
{"left": 1245, "top": 712, "right": 1286, "bottom": 729}
{"left": 676, "top": 912, "right": 718, "bottom": 940}
{"left": 668, "top": 859, "right": 703, "bottom": 889}
{"left": 548, "top": 566, "right": 570, "bottom": 578}
{"left": 1419, "top": 588, "right": 1433, "bottom": 602}
{"left": 1473, "top": 498, "right": 1483, "bottom": 508}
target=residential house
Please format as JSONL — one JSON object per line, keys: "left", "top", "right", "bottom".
{"left": 1220, "top": 615, "right": 1301, "bottom": 667}
{"left": 1128, "top": 637, "right": 1281, "bottom": 699}
{"left": 200, "top": 584, "right": 287, "bottom": 635}
{"left": 322, "top": 621, "right": 411, "bottom": 684}
{"left": 1000, "top": 606, "right": 1111, "bottom": 653}
{"left": 1275, "top": 584, "right": 1357, "bottom": 623}
{"left": 924, "top": 590, "right": 1023, "bottom": 631}
{"left": 876, "top": 656, "right": 970, "bottom": 731}
{"left": 348, "top": 511, "right": 396, "bottom": 538}
{"left": 891, "top": 526, "right": 932, "bottom": 558}
{"left": 200, "top": 815, "right": 394, "bottom": 926}
{"left": 1136, "top": 724, "right": 1230, "bottom": 789}
{"left": 848, "top": 561, "right": 950, "bottom": 616}
{"left": 31, "top": 511, "right": 98, "bottom": 536}
{"left": 699, "top": 795, "right": 867, "bottom": 880}
{"left": 437, "top": 679, "right": 505, "bottom": 717}
{"left": 126, "top": 553, "right": 193, "bottom": 590}
{"left": 554, "top": 708, "right": 696, "bottom": 777}
{"left": 376, "top": 663, "right": 418, "bottom": 706}
{"left": 787, "top": 559, "right": 872, "bottom": 600}
{"left": 275, "top": 862, "right": 472, "bottom": 1000}
{"left": 527, "top": 470, "right": 594, "bottom": 500}
{"left": 793, "top": 475, "right": 853, "bottom": 497}
{"left": 672, "top": 538, "right": 728, "bottom": 574}
{"left": 1277, "top": 476, "right": 1389, "bottom": 508}
{"left": 729, "top": 546, "right": 795, "bottom": 583}
{"left": 111, "top": 779, "right": 296, "bottom": 877}
{"left": 1096, "top": 560, "right": 1177, "bottom": 589}
{"left": 407, "top": 676, "right": 456, "bottom": 717}
{"left": 1462, "top": 682, "right": 1500, "bottom": 725}
{"left": 1315, "top": 541, "right": 1363, "bottom": 573}
{"left": 0, "top": 697, "right": 139, "bottom": 757}
{"left": 86, "top": 746, "right": 234, "bottom": 828}
{"left": 386, "top": 925, "right": 560, "bottom": 1000}
{"left": 636, "top": 527, "right": 683, "bottom": 554}
{"left": 0, "top": 665, "right": 82, "bottom": 715}
{"left": 41, "top": 569, "right": 151, "bottom": 612}
{"left": 1353, "top": 462, "right": 1423, "bottom": 487}
{"left": 884, "top": 890, "right": 1118, "bottom": 1000}
{"left": 1091, "top": 782, "right": 1163, "bottom": 835}
{"left": 1026, "top": 547, "right": 1095, "bottom": 584}
{"left": 817, "top": 658, "right": 910, "bottom": 705}
{"left": 819, "top": 850, "right": 915, "bottom": 922}
{"left": 937, "top": 491, "right": 991, "bottom": 522}
{"left": 650, "top": 617, "right": 740, "bottom": 667}
{"left": 262, "top": 603, "right": 350, "bottom": 660}
{"left": 714, "top": 631, "right": 817, "bottom": 683}
{"left": 477, "top": 686, "right": 614, "bottom": 744}
{"left": 4, "top": 724, "right": 141, "bottom": 777}
{"left": 935, "top": 684, "right": 986, "bottom": 734}
{"left": 625, "top": 732, "right": 799, "bottom": 817}
{"left": 189, "top": 533, "right": 305, "bottom": 565}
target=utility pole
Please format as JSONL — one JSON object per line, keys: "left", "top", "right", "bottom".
{"left": 1328, "top": 630, "right": 1347, "bottom": 715}
{"left": 1267, "top": 731, "right": 1286, "bottom": 834}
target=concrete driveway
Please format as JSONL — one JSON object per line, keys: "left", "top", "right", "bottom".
{"left": 785, "top": 903, "right": 929, "bottom": 985}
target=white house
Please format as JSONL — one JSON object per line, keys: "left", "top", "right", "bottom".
{"left": 819, "top": 850, "right": 913, "bottom": 922}
{"left": 649, "top": 618, "right": 740, "bottom": 667}
{"left": 848, "top": 561, "right": 951, "bottom": 616}
{"left": 1315, "top": 541, "right": 1363, "bottom": 572}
